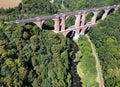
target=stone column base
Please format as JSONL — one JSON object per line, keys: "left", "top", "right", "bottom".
{"left": 53, "top": 30, "right": 59, "bottom": 33}
{"left": 73, "top": 33, "right": 79, "bottom": 40}
{"left": 80, "top": 32, "right": 85, "bottom": 35}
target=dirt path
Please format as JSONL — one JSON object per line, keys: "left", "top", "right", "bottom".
{"left": 85, "top": 34, "right": 104, "bottom": 87}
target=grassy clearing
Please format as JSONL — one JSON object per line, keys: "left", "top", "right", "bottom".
{"left": 0, "top": 0, "right": 21, "bottom": 9}
{"left": 75, "top": 36, "right": 99, "bottom": 87}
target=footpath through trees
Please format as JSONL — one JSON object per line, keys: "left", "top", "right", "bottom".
{"left": 85, "top": 34, "right": 104, "bottom": 87}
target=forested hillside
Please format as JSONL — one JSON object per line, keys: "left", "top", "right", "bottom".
{"left": 0, "top": 0, "right": 120, "bottom": 87}
{"left": 0, "top": 0, "right": 73, "bottom": 87}
{"left": 0, "top": 22, "right": 71, "bottom": 87}
{"left": 88, "top": 9, "right": 120, "bottom": 87}
{"left": 66, "top": 0, "right": 120, "bottom": 11}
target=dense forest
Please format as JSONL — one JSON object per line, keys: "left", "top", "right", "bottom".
{"left": 0, "top": 0, "right": 73, "bottom": 87}
{"left": 75, "top": 36, "right": 99, "bottom": 87}
{"left": 0, "top": 22, "right": 72, "bottom": 87}
{"left": 0, "top": 0, "right": 120, "bottom": 87}
{"left": 88, "top": 9, "right": 120, "bottom": 87}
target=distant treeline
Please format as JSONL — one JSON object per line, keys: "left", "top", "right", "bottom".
{"left": 0, "top": 0, "right": 120, "bottom": 21}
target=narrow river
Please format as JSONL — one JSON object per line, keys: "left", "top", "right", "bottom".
{"left": 69, "top": 40, "right": 82, "bottom": 87}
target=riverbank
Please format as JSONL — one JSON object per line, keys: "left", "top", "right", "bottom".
{"left": 69, "top": 40, "right": 82, "bottom": 87}
{"left": 74, "top": 35, "right": 99, "bottom": 87}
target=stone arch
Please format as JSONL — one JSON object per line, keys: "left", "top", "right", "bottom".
{"left": 25, "top": 22, "right": 38, "bottom": 30}
{"left": 42, "top": 19, "right": 54, "bottom": 30}
{"left": 84, "top": 26, "right": 91, "bottom": 34}
{"left": 91, "top": 11, "right": 100, "bottom": 24}
{"left": 66, "top": 30, "right": 76, "bottom": 39}
{"left": 96, "top": 10, "right": 105, "bottom": 21}
{"left": 108, "top": 8, "right": 115, "bottom": 15}
{"left": 33, "top": 20, "right": 44, "bottom": 29}
{"left": 25, "top": 22, "right": 36, "bottom": 26}
{"left": 97, "top": 8, "right": 113, "bottom": 21}
{"left": 80, "top": 12, "right": 87, "bottom": 26}
{"left": 60, "top": 15, "right": 66, "bottom": 31}
{"left": 65, "top": 15, "right": 76, "bottom": 29}
{"left": 101, "top": 9, "right": 111, "bottom": 20}
{"left": 85, "top": 12, "right": 93, "bottom": 23}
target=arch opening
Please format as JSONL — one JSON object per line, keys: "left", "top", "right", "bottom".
{"left": 42, "top": 19, "right": 54, "bottom": 30}
{"left": 66, "top": 30, "right": 75, "bottom": 39}
{"left": 85, "top": 12, "right": 93, "bottom": 23}
{"left": 25, "top": 22, "right": 36, "bottom": 26}
{"left": 84, "top": 27, "right": 91, "bottom": 34}
{"left": 25, "top": 22, "right": 39, "bottom": 31}
{"left": 96, "top": 10, "right": 104, "bottom": 21}
{"left": 65, "top": 16, "right": 76, "bottom": 29}
{"left": 23, "top": 22, "right": 41, "bottom": 36}
{"left": 108, "top": 8, "right": 115, "bottom": 15}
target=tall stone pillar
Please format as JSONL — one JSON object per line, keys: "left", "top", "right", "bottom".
{"left": 60, "top": 15, "right": 66, "bottom": 31}
{"left": 81, "top": 13, "right": 87, "bottom": 26}
{"left": 80, "top": 27, "right": 87, "bottom": 35}
{"left": 79, "top": 13, "right": 87, "bottom": 35}
{"left": 102, "top": 9, "right": 110, "bottom": 20}
{"left": 73, "top": 14, "right": 81, "bottom": 40}
{"left": 53, "top": 17, "right": 60, "bottom": 33}
{"left": 91, "top": 11, "right": 99, "bottom": 24}
{"left": 75, "top": 14, "right": 81, "bottom": 33}
{"left": 33, "top": 20, "right": 44, "bottom": 29}
{"left": 61, "top": 31, "right": 67, "bottom": 36}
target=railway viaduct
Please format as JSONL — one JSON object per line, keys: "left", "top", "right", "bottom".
{"left": 15, "top": 5, "right": 120, "bottom": 40}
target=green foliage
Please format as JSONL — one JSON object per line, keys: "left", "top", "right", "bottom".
{"left": 65, "top": 16, "right": 75, "bottom": 28}
{"left": 0, "top": 23, "right": 71, "bottom": 87}
{"left": 67, "top": 0, "right": 120, "bottom": 11}
{"left": 76, "top": 36, "right": 99, "bottom": 87}
{"left": 74, "top": 51, "right": 82, "bottom": 62}
{"left": 0, "top": 0, "right": 120, "bottom": 87}
{"left": 88, "top": 8, "right": 120, "bottom": 87}
{"left": 0, "top": 0, "right": 58, "bottom": 21}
